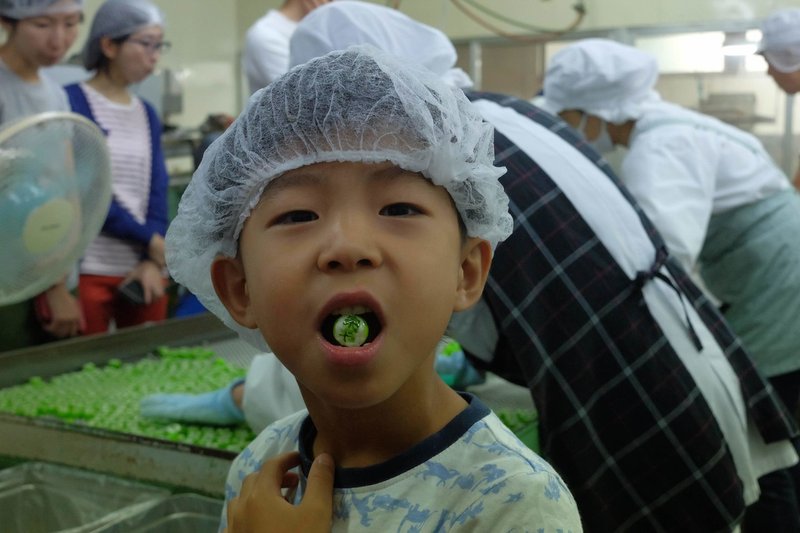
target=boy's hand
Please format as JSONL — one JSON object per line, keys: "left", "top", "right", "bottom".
{"left": 224, "top": 451, "right": 335, "bottom": 533}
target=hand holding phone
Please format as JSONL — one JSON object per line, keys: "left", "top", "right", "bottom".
{"left": 118, "top": 279, "right": 146, "bottom": 305}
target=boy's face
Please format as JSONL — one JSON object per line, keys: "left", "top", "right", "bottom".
{"left": 213, "top": 160, "right": 490, "bottom": 411}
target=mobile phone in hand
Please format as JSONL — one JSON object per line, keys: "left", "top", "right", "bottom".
{"left": 118, "top": 279, "right": 146, "bottom": 305}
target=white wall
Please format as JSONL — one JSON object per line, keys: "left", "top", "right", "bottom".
{"left": 37, "top": 0, "right": 800, "bottom": 127}
{"left": 372, "top": 0, "right": 800, "bottom": 38}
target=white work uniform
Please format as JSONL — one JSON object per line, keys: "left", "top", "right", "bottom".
{"left": 622, "top": 101, "right": 789, "bottom": 272}
{"left": 622, "top": 101, "right": 800, "bottom": 378}
{"left": 449, "top": 97, "right": 798, "bottom": 506}
{"left": 242, "top": 9, "right": 296, "bottom": 95}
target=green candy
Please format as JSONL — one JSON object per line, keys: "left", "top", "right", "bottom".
{"left": 333, "top": 315, "right": 369, "bottom": 347}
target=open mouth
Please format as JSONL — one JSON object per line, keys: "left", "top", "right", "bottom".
{"left": 321, "top": 305, "right": 382, "bottom": 347}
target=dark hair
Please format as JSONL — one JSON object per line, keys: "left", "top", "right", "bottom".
{"left": 95, "top": 34, "right": 129, "bottom": 73}
{"left": 0, "top": 15, "right": 18, "bottom": 27}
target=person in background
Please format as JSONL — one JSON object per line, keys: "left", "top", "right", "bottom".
{"left": 168, "top": 45, "right": 583, "bottom": 531}
{"left": 242, "top": 0, "right": 330, "bottom": 94}
{"left": 0, "top": 0, "right": 85, "bottom": 350}
{"left": 543, "top": 37, "right": 800, "bottom": 532}
{"left": 64, "top": 0, "right": 169, "bottom": 335}
{"left": 757, "top": 7, "right": 800, "bottom": 188}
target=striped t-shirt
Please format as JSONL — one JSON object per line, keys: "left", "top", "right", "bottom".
{"left": 80, "top": 83, "right": 152, "bottom": 276}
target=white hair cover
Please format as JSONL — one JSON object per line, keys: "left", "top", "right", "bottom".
{"left": 543, "top": 38, "right": 661, "bottom": 123}
{"left": 0, "top": 0, "right": 81, "bottom": 18}
{"left": 82, "top": 0, "right": 165, "bottom": 70}
{"left": 758, "top": 8, "right": 800, "bottom": 73}
{"left": 166, "top": 45, "right": 512, "bottom": 350}
{"left": 289, "top": 0, "right": 473, "bottom": 89}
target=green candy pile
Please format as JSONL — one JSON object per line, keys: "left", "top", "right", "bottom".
{"left": 496, "top": 408, "right": 540, "bottom": 454}
{"left": 0, "top": 346, "right": 255, "bottom": 453}
{"left": 0, "top": 346, "right": 540, "bottom": 456}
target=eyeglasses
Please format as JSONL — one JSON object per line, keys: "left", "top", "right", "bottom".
{"left": 127, "top": 38, "right": 171, "bottom": 54}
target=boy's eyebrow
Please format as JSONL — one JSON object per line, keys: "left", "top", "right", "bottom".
{"left": 371, "top": 165, "right": 429, "bottom": 185}
{"left": 260, "top": 172, "right": 323, "bottom": 200}
{"left": 261, "top": 165, "right": 427, "bottom": 200}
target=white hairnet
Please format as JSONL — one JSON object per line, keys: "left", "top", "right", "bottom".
{"left": 166, "top": 45, "right": 512, "bottom": 350}
{"left": 542, "top": 38, "right": 661, "bottom": 123}
{"left": 757, "top": 8, "right": 800, "bottom": 73}
{"left": 82, "top": 0, "right": 165, "bottom": 71}
{"left": 0, "top": 0, "right": 81, "bottom": 19}
{"left": 289, "top": 0, "right": 473, "bottom": 89}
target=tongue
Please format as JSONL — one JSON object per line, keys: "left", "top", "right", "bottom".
{"left": 333, "top": 315, "right": 369, "bottom": 347}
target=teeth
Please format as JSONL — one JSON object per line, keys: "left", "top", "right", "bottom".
{"left": 331, "top": 305, "right": 370, "bottom": 316}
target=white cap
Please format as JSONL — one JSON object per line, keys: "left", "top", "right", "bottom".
{"left": 289, "top": 0, "right": 473, "bottom": 89}
{"left": 82, "top": 0, "right": 165, "bottom": 71}
{"left": 757, "top": 8, "right": 800, "bottom": 73}
{"left": 542, "top": 38, "right": 661, "bottom": 123}
{"left": 0, "top": 0, "right": 82, "bottom": 19}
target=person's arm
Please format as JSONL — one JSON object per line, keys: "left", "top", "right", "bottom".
{"left": 243, "top": 17, "right": 291, "bottom": 93}
{"left": 620, "top": 128, "right": 719, "bottom": 272}
{"left": 124, "top": 259, "right": 165, "bottom": 305}
{"left": 41, "top": 279, "right": 82, "bottom": 338}
{"left": 142, "top": 103, "right": 169, "bottom": 267}
{"left": 223, "top": 452, "right": 334, "bottom": 533}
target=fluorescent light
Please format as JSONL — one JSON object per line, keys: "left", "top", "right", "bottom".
{"left": 722, "top": 43, "right": 758, "bottom": 56}
{"left": 722, "top": 31, "right": 759, "bottom": 56}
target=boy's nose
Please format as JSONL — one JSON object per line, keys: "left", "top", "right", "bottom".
{"left": 317, "top": 216, "right": 382, "bottom": 272}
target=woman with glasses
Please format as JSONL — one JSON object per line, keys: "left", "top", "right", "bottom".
{"left": 65, "top": 0, "right": 170, "bottom": 334}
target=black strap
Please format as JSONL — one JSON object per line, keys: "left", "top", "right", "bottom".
{"left": 635, "top": 247, "right": 704, "bottom": 352}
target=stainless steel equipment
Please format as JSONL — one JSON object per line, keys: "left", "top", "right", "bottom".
{"left": 0, "top": 314, "right": 258, "bottom": 496}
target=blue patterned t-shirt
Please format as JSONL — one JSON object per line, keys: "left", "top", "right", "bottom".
{"left": 221, "top": 393, "right": 582, "bottom": 532}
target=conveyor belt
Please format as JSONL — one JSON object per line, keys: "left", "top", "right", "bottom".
{"left": 0, "top": 313, "right": 535, "bottom": 496}
{"left": 0, "top": 314, "right": 258, "bottom": 496}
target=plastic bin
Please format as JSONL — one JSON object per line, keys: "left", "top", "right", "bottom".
{"left": 0, "top": 462, "right": 170, "bottom": 533}
{"left": 89, "top": 493, "right": 222, "bottom": 533}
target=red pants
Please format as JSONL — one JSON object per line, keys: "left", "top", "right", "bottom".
{"left": 79, "top": 274, "right": 168, "bottom": 335}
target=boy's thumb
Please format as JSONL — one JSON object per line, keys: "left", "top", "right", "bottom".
{"left": 301, "top": 453, "right": 335, "bottom": 521}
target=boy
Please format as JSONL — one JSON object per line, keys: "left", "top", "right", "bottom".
{"left": 166, "top": 45, "right": 583, "bottom": 531}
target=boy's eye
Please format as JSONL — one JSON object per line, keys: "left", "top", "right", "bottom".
{"left": 273, "top": 210, "right": 318, "bottom": 225}
{"left": 380, "top": 203, "right": 421, "bottom": 217}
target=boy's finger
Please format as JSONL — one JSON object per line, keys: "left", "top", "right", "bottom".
{"left": 254, "top": 452, "right": 302, "bottom": 496}
{"left": 301, "top": 453, "right": 335, "bottom": 517}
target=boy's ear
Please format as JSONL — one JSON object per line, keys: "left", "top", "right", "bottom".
{"left": 210, "top": 256, "right": 258, "bottom": 329}
{"left": 454, "top": 238, "right": 492, "bottom": 312}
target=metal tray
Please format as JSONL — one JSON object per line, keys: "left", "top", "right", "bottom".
{"left": 89, "top": 493, "right": 222, "bottom": 533}
{"left": 0, "top": 462, "right": 171, "bottom": 533}
{"left": 0, "top": 314, "right": 260, "bottom": 495}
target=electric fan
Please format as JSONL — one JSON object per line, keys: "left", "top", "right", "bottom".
{"left": 0, "top": 111, "right": 112, "bottom": 305}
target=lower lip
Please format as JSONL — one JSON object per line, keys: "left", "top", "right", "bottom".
{"left": 319, "top": 334, "right": 383, "bottom": 367}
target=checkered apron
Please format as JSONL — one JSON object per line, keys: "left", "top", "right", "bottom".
{"left": 467, "top": 91, "right": 798, "bottom": 532}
